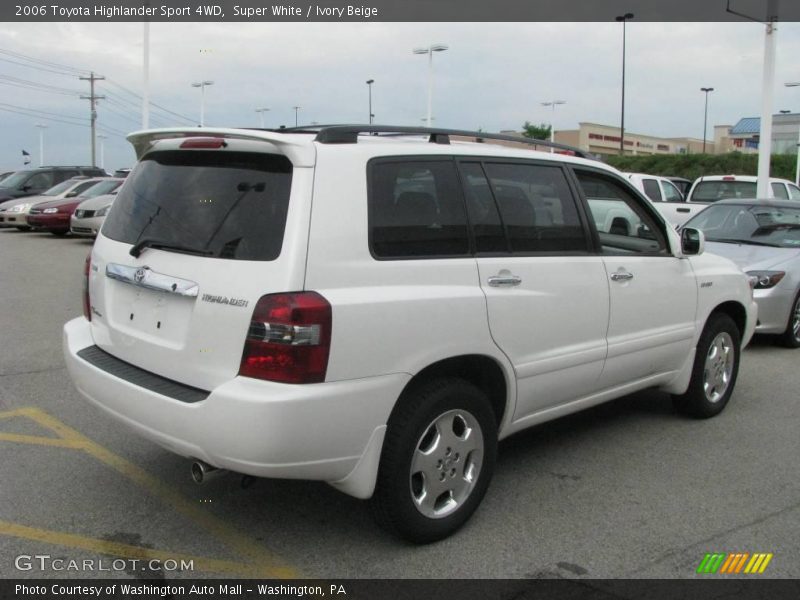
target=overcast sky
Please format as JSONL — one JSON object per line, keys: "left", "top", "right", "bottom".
{"left": 1, "top": 21, "right": 799, "bottom": 171}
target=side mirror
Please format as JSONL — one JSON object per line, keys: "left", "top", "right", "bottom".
{"left": 66, "top": 191, "right": 77, "bottom": 198}
{"left": 681, "top": 227, "right": 705, "bottom": 256}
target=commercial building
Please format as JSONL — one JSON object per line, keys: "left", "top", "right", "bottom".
{"left": 550, "top": 122, "right": 712, "bottom": 157}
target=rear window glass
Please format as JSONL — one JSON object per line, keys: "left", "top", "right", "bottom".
{"left": 103, "top": 151, "right": 292, "bottom": 261}
{"left": 368, "top": 159, "right": 469, "bottom": 258}
{"left": 642, "top": 179, "right": 662, "bottom": 201}
{"left": 691, "top": 180, "right": 756, "bottom": 202}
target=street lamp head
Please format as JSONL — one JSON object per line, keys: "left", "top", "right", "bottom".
{"left": 430, "top": 44, "right": 449, "bottom": 52}
{"left": 779, "top": 110, "right": 791, "bottom": 114}
{"left": 615, "top": 12, "right": 634, "bottom": 21}
{"left": 786, "top": 82, "right": 800, "bottom": 88}
{"left": 701, "top": 87, "right": 714, "bottom": 93}
{"left": 255, "top": 107, "right": 270, "bottom": 112}
{"left": 412, "top": 48, "right": 429, "bottom": 55}
{"left": 366, "top": 79, "right": 374, "bottom": 85}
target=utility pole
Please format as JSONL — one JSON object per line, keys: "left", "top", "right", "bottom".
{"left": 80, "top": 71, "right": 105, "bottom": 167}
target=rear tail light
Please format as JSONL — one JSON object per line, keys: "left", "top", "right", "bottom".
{"left": 82, "top": 253, "right": 91, "bottom": 321}
{"left": 239, "top": 292, "right": 332, "bottom": 384}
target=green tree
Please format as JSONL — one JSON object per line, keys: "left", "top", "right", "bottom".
{"left": 522, "top": 121, "right": 552, "bottom": 140}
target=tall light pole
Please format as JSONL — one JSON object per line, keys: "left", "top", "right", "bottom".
{"left": 97, "top": 134, "right": 107, "bottom": 169}
{"left": 615, "top": 13, "right": 634, "bottom": 155}
{"left": 366, "top": 79, "right": 374, "bottom": 124}
{"left": 255, "top": 107, "right": 270, "bottom": 128}
{"left": 787, "top": 82, "right": 800, "bottom": 186}
{"left": 35, "top": 123, "right": 48, "bottom": 166}
{"left": 191, "top": 80, "right": 214, "bottom": 126}
{"left": 142, "top": 22, "right": 150, "bottom": 128}
{"left": 541, "top": 100, "right": 566, "bottom": 153}
{"left": 701, "top": 87, "right": 714, "bottom": 153}
{"left": 413, "top": 44, "right": 448, "bottom": 127}
{"left": 293, "top": 106, "right": 301, "bottom": 127}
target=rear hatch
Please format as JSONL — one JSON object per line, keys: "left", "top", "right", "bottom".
{"left": 87, "top": 138, "right": 312, "bottom": 390}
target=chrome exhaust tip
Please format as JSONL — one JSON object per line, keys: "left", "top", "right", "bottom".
{"left": 190, "top": 460, "right": 225, "bottom": 484}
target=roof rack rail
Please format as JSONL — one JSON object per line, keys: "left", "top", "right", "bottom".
{"left": 270, "top": 124, "right": 592, "bottom": 159}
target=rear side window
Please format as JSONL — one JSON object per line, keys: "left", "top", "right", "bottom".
{"left": 103, "top": 151, "right": 292, "bottom": 261}
{"left": 642, "top": 178, "right": 662, "bottom": 201}
{"left": 789, "top": 184, "right": 800, "bottom": 200}
{"left": 368, "top": 159, "right": 469, "bottom": 258}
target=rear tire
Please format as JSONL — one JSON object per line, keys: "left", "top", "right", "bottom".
{"left": 672, "top": 313, "right": 740, "bottom": 419}
{"left": 777, "top": 291, "right": 800, "bottom": 348}
{"left": 371, "top": 377, "right": 497, "bottom": 544}
{"left": 50, "top": 230, "right": 68, "bottom": 236}
{"left": 15, "top": 226, "right": 31, "bottom": 232}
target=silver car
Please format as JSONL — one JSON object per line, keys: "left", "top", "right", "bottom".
{"left": 685, "top": 198, "right": 800, "bottom": 347}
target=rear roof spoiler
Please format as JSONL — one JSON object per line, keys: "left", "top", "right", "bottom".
{"left": 126, "top": 128, "right": 317, "bottom": 166}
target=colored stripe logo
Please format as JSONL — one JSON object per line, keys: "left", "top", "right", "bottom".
{"left": 697, "top": 553, "right": 773, "bottom": 574}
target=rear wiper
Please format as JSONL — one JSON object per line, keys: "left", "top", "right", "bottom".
{"left": 707, "top": 237, "right": 781, "bottom": 247}
{"left": 129, "top": 239, "right": 213, "bottom": 258}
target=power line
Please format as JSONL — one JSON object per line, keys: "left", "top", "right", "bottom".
{"left": 0, "top": 47, "right": 89, "bottom": 75}
{"left": 0, "top": 73, "right": 81, "bottom": 95}
{"left": 106, "top": 78, "right": 195, "bottom": 124}
{"left": 0, "top": 101, "right": 85, "bottom": 123}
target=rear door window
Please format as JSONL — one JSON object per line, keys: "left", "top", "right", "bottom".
{"left": 642, "top": 178, "right": 662, "bottom": 201}
{"left": 368, "top": 159, "right": 469, "bottom": 258}
{"left": 102, "top": 151, "right": 292, "bottom": 261}
{"left": 771, "top": 182, "right": 789, "bottom": 200}
{"left": 477, "top": 162, "right": 588, "bottom": 254}
{"left": 789, "top": 184, "right": 800, "bottom": 200}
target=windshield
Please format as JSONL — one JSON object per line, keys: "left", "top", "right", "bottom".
{"left": 79, "top": 179, "right": 122, "bottom": 199}
{"left": 686, "top": 204, "right": 800, "bottom": 248}
{"left": 102, "top": 150, "right": 293, "bottom": 261}
{"left": 44, "top": 179, "right": 82, "bottom": 196}
{"left": 692, "top": 180, "right": 756, "bottom": 202}
{"left": 0, "top": 170, "right": 34, "bottom": 188}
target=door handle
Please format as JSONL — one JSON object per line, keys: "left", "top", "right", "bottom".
{"left": 488, "top": 274, "right": 522, "bottom": 287}
{"left": 610, "top": 271, "right": 634, "bottom": 282}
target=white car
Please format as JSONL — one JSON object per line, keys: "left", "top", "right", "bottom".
{"left": 63, "top": 126, "right": 757, "bottom": 543}
{"left": 70, "top": 192, "right": 118, "bottom": 237}
{"left": 625, "top": 172, "right": 685, "bottom": 203}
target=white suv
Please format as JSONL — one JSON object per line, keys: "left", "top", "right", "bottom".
{"left": 64, "top": 126, "right": 757, "bottom": 543}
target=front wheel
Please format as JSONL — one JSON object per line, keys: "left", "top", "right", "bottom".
{"left": 371, "top": 378, "right": 497, "bottom": 543}
{"left": 672, "top": 313, "right": 741, "bottom": 419}
{"left": 778, "top": 291, "right": 800, "bottom": 348}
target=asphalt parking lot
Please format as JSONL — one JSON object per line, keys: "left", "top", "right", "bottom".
{"left": 0, "top": 227, "right": 798, "bottom": 580}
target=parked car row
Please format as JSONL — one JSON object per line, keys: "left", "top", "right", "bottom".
{"left": 0, "top": 172, "right": 124, "bottom": 235}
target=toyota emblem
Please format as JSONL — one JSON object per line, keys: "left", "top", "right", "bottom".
{"left": 134, "top": 268, "right": 146, "bottom": 283}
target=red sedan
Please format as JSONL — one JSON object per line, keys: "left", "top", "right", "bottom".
{"left": 27, "top": 178, "right": 123, "bottom": 235}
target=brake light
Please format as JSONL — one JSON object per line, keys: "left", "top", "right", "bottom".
{"left": 722, "top": 176, "right": 736, "bottom": 181}
{"left": 83, "top": 253, "right": 91, "bottom": 321}
{"left": 180, "top": 137, "right": 227, "bottom": 149}
{"left": 239, "top": 292, "right": 332, "bottom": 384}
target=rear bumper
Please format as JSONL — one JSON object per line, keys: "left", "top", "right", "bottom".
{"left": 63, "top": 317, "right": 406, "bottom": 491}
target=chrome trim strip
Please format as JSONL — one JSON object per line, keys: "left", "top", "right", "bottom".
{"left": 105, "top": 263, "right": 199, "bottom": 298}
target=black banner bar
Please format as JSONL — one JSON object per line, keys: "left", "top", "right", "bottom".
{"left": 3, "top": 579, "right": 800, "bottom": 600}
{"left": 3, "top": 0, "right": 800, "bottom": 23}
